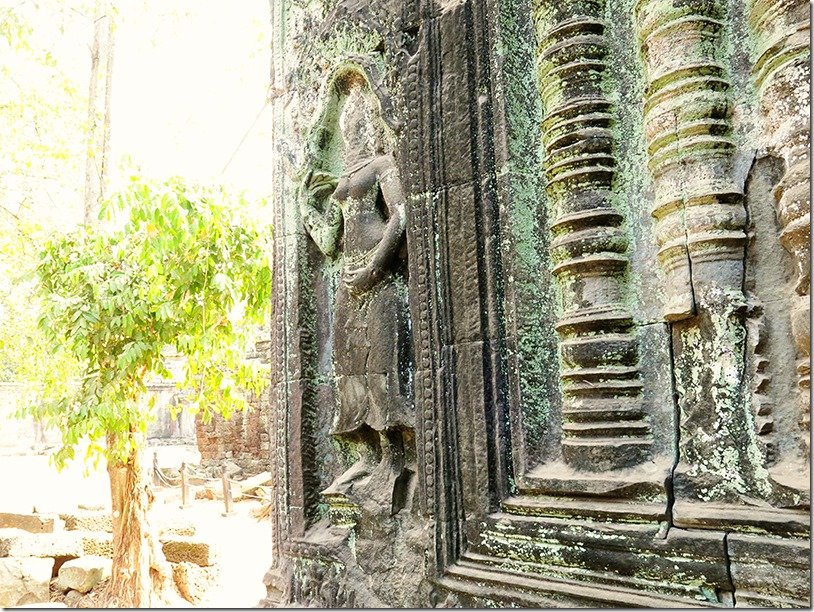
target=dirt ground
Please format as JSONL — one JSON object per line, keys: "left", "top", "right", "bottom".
{"left": 0, "top": 442, "right": 273, "bottom": 608}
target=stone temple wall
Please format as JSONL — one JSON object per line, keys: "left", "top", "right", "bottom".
{"left": 195, "top": 391, "right": 271, "bottom": 474}
{"left": 262, "top": 0, "right": 809, "bottom": 607}
{"left": 195, "top": 338, "right": 273, "bottom": 474}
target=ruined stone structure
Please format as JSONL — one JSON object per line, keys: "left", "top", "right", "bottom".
{"left": 195, "top": 339, "right": 273, "bottom": 474}
{"left": 195, "top": 395, "right": 271, "bottom": 474}
{"left": 263, "top": 0, "right": 810, "bottom": 607}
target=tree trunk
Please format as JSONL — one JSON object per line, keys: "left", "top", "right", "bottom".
{"left": 104, "top": 431, "right": 172, "bottom": 607}
{"left": 83, "top": 0, "right": 115, "bottom": 226}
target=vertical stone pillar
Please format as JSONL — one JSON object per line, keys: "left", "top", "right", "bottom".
{"left": 532, "top": 0, "right": 652, "bottom": 471}
{"left": 636, "top": 0, "right": 779, "bottom": 506}
{"left": 636, "top": 0, "right": 748, "bottom": 321}
{"left": 748, "top": 0, "right": 810, "bottom": 450}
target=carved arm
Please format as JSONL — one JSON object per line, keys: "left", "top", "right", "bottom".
{"left": 370, "top": 158, "right": 407, "bottom": 272}
{"left": 301, "top": 172, "right": 342, "bottom": 258}
{"left": 343, "top": 156, "right": 407, "bottom": 294}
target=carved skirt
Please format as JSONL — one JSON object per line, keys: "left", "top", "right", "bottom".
{"left": 332, "top": 273, "right": 412, "bottom": 435}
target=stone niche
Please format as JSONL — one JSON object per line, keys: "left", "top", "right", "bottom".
{"left": 262, "top": 0, "right": 810, "bottom": 608}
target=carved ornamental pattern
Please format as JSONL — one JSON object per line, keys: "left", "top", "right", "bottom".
{"left": 636, "top": 0, "right": 747, "bottom": 320}
{"left": 748, "top": 0, "right": 810, "bottom": 448}
{"left": 264, "top": 0, "right": 811, "bottom": 608}
{"left": 533, "top": 0, "right": 651, "bottom": 471}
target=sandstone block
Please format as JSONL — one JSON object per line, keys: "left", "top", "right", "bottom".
{"left": 0, "top": 513, "right": 57, "bottom": 534}
{"left": 0, "top": 557, "right": 54, "bottom": 607}
{"left": 63, "top": 589, "right": 83, "bottom": 607}
{"left": 161, "top": 537, "right": 216, "bottom": 566}
{"left": 57, "top": 556, "right": 111, "bottom": 594}
{"left": 59, "top": 512, "right": 112, "bottom": 533}
{"left": 172, "top": 561, "right": 218, "bottom": 604}
{"left": 223, "top": 460, "right": 242, "bottom": 478}
{"left": 239, "top": 471, "right": 272, "bottom": 496}
{"left": 194, "top": 480, "right": 242, "bottom": 501}
{"left": 80, "top": 533, "right": 113, "bottom": 559}
{"left": 0, "top": 529, "right": 83, "bottom": 559}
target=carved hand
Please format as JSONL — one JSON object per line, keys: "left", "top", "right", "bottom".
{"left": 344, "top": 263, "right": 384, "bottom": 295}
{"left": 305, "top": 170, "right": 338, "bottom": 201}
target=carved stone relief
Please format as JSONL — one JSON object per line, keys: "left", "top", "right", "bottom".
{"left": 264, "top": 0, "right": 810, "bottom": 608}
{"left": 299, "top": 73, "right": 415, "bottom": 522}
{"left": 748, "top": 0, "right": 810, "bottom": 455}
{"left": 533, "top": 0, "right": 652, "bottom": 472}
{"left": 636, "top": 0, "right": 748, "bottom": 321}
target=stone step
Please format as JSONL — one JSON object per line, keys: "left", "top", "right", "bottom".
{"left": 501, "top": 495, "right": 667, "bottom": 523}
{"left": 440, "top": 552, "right": 712, "bottom": 608}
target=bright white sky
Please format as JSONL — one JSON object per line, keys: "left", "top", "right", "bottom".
{"left": 0, "top": 0, "right": 273, "bottom": 231}
{"left": 111, "top": 1, "right": 273, "bottom": 199}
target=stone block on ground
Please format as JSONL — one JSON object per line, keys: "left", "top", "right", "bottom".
{"left": 57, "top": 556, "right": 111, "bottom": 594}
{"left": 0, "top": 513, "right": 57, "bottom": 534}
{"left": 223, "top": 460, "right": 243, "bottom": 479}
{"left": 59, "top": 512, "right": 112, "bottom": 533}
{"left": 0, "top": 557, "right": 54, "bottom": 607}
{"left": 0, "top": 529, "right": 83, "bottom": 559}
{"left": 172, "top": 561, "right": 218, "bottom": 604}
{"left": 161, "top": 537, "right": 216, "bottom": 566}
{"left": 194, "top": 480, "right": 242, "bottom": 502}
{"left": 239, "top": 471, "right": 272, "bottom": 496}
{"left": 80, "top": 533, "right": 113, "bottom": 558}
{"left": 157, "top": 518, "right": 196, "bottom": 538}
{"left": 64, "top": 589, "right": 83, "bottom": 607}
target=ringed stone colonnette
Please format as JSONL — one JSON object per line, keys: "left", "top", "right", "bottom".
{"left": 261, "top": 0, "right": 810, "bottom": 608}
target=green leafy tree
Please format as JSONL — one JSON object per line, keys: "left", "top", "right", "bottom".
{"left": 30, "top": 177, "right": 271, "bottom": 606}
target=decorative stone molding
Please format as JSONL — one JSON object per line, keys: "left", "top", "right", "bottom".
{"left": 636, "top": 0, "right": 747, "bottom": 321}
{"left": 532, "top": 0, "right": 651, "bottom": 471}
{"left": 748, "top": 0, "right": 810, "bottom": 448}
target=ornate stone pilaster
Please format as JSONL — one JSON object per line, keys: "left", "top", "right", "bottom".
{"left": 533, "top": 0, "right": 652, "bottom": 471}
{"left": 748, "top": 0, "right": 810, "bottom": 449}
{"left": 636, "top": 0, "right": 747, "bottom": 321}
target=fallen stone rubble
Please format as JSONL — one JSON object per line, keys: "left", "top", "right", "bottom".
{"left": 0, "top": 508, "right": 219, "bottom": 606}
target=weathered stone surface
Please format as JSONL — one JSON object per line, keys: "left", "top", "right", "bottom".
{"left": 727, "top": 532, "right": 810, "bottom": 607}
{"left": 161, "top": 537, "right": 216, "bottom": 567}
{"left": 79, "top": 533, "right": 112, "bottom": 558}
{"left": 171, "top": 561, "right": 217, "bottom": 604}
{"left": 263, "top": 0, "right": 811, "bottom": 608}
{"left": 59, "top": 512, "right": 112, "bottom": 533}
{"left": 0, "top": 529, "right": 82, "bottom": 560}
{"left": 56, "top": 556, "right": 111, "bottom": 594}
{"left": 0, "top": 557, "right": 54, "bottom": 607}
{"left": 239, "top": 471, "right": 272, "bottom": 496}
{"left": 0, "top": 514, "right": 57, "bottom": 534}
{"left": 63, "top": 589, "right": 83, "bottom": 607}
